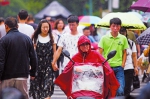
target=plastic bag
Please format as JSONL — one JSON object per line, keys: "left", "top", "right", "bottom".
{"left": 142, "top": 56, "right": 149, "bottom": 68}
{"left": 138, "top": 53, "right": 149, "bottom": 70}
{"left": 72, "top": 64, "right": 104, "bottom": 94}
{"left": 133, "top": 75, "right": 140, "bottom": 89}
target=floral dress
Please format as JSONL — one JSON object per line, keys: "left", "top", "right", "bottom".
{"left": 30, "top": 40, "right": 54, "bottom": 99}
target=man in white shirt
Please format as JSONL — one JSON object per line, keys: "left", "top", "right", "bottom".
{"left": 17, "top": 10, "right": 34, "bottom": 38}
{"left": 52, "top": 15, "right": 82, "bottom": 71}
{"left": 17, "top": 10, "right": 34, "bottom": 94}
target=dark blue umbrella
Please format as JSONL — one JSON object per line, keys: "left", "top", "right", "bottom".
{"left": 136, "top": 27, "right": 150, "bottom": 45}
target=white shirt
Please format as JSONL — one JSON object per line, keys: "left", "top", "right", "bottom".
{"left": 18, "top": 23, "right": 34, "bottom": 38}
{"left": 52, "top": 29, "right": 66, "bottom": 44}
{"left": 124, "top": 39, "right": 137, "bottom": 70}
{"left": 57, "top": 32, "right": 83, "bottom": 69}
{"left": 37, "top": 34, "right": 56, "bottom": 44}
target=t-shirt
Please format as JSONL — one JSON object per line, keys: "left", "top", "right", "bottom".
{"left": 52, "top": 29, "right": 66, "bottom": 44}
{"left": 37, "top": 34, "right": 56, "bottom": 44}
{"left": 57, "top": 32, "right": 83, "bottom": 69}
{"left": 99, "top": 32, "right": 129, "bottom": 67}
{"left": 18, "top": 23, "right": 34, "bottom": 38}
{"left": 124, "top": 39, "right": 137, "bottom": 70}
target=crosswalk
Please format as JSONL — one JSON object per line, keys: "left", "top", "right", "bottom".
{"left": 51, "top": 82, "right": 147, "bottom": 99}
{"left": 51, "top": 86, "right": 67, "bottom": 99}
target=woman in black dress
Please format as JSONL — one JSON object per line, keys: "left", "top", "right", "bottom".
{"left": 30, "top": 19, "right": 56, "bottom": 99}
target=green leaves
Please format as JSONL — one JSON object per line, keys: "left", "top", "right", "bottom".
{"left": 0, "top": 0, "right": 136, "bottom": 19}
{"left": 0, "top": 0, "right": 49, "bottom": 18}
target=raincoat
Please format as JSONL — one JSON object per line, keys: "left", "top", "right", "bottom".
{"left": 55, "top": 35, "right": 120, "bottom": 99}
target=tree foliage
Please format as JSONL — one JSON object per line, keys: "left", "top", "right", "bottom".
{"left": 0, "top": 0, "right": 49, "bottom": 18}
{"left": 0, "top": 0, "right": 136, "bottom": 18}
{"left": 113, "top": 0, "right": 135, "bottom": 12}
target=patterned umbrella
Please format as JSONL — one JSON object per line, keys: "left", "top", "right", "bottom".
{"left": 136, "top": 27, "right": 150, "bottom": 45}
{"left": 79, "top": 16, "right": 101, "bottom": 26}
{"left": 96, "top": 12, "right": 147, "bottom": 30}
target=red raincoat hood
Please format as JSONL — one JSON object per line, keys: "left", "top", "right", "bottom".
{"left": 77, "top": 35, "right": 91, "bottom": 55}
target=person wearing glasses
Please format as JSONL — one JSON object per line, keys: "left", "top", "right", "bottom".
{"left": 55, "top": 35, "right": 119, "bottom": 99}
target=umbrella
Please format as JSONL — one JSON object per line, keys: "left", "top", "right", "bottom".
{"left": 96, "top": 12, "right": 147, "bottom": 30}
{"left": 127, "top": 12, "right": 142, "bottom": 19}
{"left": 136, "top": 27, "right": 150, "bottom": 45}
{"left": 0, "top": 0, "right": 9, "bottom": 6}
{"left": 130, "top": 0, "right": 150, "bottom": 12}
{"left": 79, "top": 16, "right": 101, "bottom": 26}
{"left": 141, "top": 12, "right": 150, "bottom": 23}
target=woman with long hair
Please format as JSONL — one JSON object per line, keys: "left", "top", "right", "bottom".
{"left": 30, "top": 19, "right": 56, "bottom": 99}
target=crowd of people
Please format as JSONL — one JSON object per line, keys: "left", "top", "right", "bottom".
{"left": 0, "top": 9, "right": 149, "bottom": 99}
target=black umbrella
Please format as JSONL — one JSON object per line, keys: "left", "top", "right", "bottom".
{"left": 35, "top": 1, "right": 71, "bottom": 19}
{"left": 136, "top": 27, "right": 150, "bottom": 45}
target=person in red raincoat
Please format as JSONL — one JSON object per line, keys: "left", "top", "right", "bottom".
{"left": 55, "top": 35, "right": 120, "bottom": 99}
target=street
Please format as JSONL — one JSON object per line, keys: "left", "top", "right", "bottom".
{"left": 51, "top": 76, "right": 148, "bottom": 99}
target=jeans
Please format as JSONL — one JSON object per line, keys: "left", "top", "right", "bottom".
{"left": 124, "top": 69, "right": 134, "bottom": 96}
{"left": 112, "top": 66, "right": 125, "bottom": 96}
